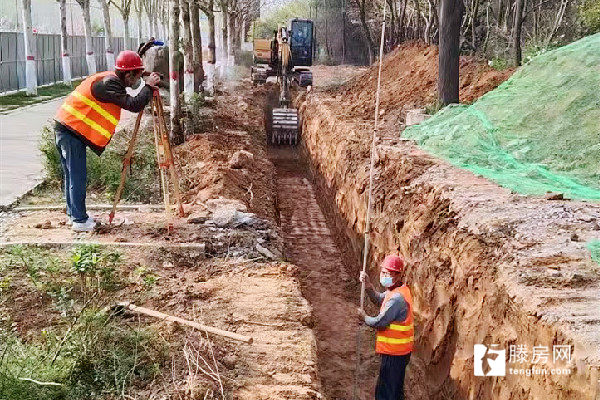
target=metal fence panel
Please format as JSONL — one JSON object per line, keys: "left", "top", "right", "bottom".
{"left": 0, "top": 32, "right": 20, "bottom": 92}
{"left": 0, "top": 32, "right": 138, "bottom": 94}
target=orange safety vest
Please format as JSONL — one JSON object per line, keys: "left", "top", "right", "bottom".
{"left": 375, "top": 284, "right": 414, "bottom": 356}
{"left": 55, "top": 71, "right": 122, "bottom": 150}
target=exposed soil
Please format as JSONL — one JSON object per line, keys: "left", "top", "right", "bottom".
{"left": 175, "top": 81, "right": 279, "bottom": 222}
{"left": 328, "top": 41, "right": 514, "bottom": 131}
{"left": 298, "top": 54, "right": 600, "bottom": 399}
{"left": 271, "top": 148, "right": 377, "bottom": 400}
{"left": 0, "top": 246, "right": 320, "bottom": 399}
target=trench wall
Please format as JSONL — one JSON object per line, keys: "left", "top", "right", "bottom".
{"left": 298, "top": 95, "right": 600, "bottom": 400}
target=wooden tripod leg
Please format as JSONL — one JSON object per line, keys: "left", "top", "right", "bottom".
{"left": 155, "top": 95, "right": 185, "bottom": 217}
{"left": 109, "top": 111, "right": 144, "bottom": 224}
{"left": 152, "top": 95, "right": 171, "bottom": 214}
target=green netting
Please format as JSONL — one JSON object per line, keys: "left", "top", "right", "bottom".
{"left": 586, "top": 240, "right": 600, "bottom": 264}
{"left": 403, "top": 33, "right": 600, "bottom": 200}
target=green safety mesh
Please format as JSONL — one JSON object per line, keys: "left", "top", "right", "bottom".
{"left": 586, "top": 240, "right": 600, "bottom": 264}
{"left": 403, "top": 33, "right": 600, "bottom": 201}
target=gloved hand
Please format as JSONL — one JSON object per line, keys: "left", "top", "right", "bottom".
{"left": 359, "top": 271, "right": 374, "bottom": 290}
{"left": 144, "top": 72, "right": 161, "bottom": 89}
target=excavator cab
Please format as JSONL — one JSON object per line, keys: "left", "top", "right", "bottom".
{"left": 256, "top": 19, "right": 314, "bottom": 145}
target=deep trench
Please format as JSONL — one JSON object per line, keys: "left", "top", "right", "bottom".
{"left": 268, "top": 146, "right": 382, "bottom": 400}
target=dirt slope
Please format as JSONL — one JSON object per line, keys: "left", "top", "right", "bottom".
{"left": 295, "top": 48, "right": 600, "bottom": 399}
{"left": 329, "top": 42, "right": 512, "bottom": 131}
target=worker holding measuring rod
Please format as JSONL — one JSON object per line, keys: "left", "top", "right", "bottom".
{"left": 358, "top": 254, "right": 414, "bottom": 400}
{"left": 53, "top": 50, "right": 160, "bottom": 232}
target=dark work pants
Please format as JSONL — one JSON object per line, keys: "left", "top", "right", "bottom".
{"left": 55, "top": 125, "right": 88, "bottom": 223}
{"left": 375, "top": 353, "right": 411, "bottom": 400}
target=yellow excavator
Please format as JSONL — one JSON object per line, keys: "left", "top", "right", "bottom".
{"left": 252, "top": 19, "right": 314, "bottom": 145}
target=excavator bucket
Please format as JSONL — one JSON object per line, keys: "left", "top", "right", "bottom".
{"left": 271, "top": 107, "right": 300, "bottom": 145}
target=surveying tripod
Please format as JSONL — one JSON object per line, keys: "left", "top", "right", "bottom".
{"left": 109, "top": 90, "right": 184, "bottom": 224}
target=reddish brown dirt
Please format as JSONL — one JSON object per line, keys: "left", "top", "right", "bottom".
{"left": 298, "top": 60, "right": 600, "bottom": 399}
{"left": 330, "top": 41, "right": 513, "bottom": 130}
{"left": 0, "top": 246, "right": 320, "bottom": 398}
{"left": 271, "top": 148, "right": 386, "bottom": 400}
{"left": 175, "top": 82, "right": 279, "bottom": 222}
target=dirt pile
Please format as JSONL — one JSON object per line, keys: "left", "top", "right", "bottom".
{"left": 330, "top": 42, "right": 513, "bottom": 129}
{"left": 175, "top": 83, "right": 278, "bottom": 222}
{"left": 298, "top": 62, "right": 600, "bottom": 398}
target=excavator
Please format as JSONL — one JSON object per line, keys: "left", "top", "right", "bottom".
{"left": 252, "top": 19, "right": 314, "bottom": 145}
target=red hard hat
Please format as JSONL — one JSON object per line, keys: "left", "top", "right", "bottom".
{"left": 115, "top": 50, "right": 144, "bottom": 71}
{"left": 381, "top": 255, "right": 405, "bottom": 273}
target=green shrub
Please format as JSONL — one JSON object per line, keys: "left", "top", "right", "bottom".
{"left": 580, "top": 0, "right": 600, "bottom": 34}
{"left": 0, "top": 311, "right": 166, "bottom": 400}
{"left": 40, "top": 124, "right": 160, "bottom": 203}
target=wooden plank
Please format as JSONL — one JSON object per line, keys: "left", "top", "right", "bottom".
{"left": 117, "top": 302, "right": 253, "bottom": 344}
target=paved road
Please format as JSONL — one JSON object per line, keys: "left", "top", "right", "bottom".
{"left": 0, "top": 97, "right": 65, "bottom": 207}
{"left": 0, "top": 83, "right": 146, "bottom": 208}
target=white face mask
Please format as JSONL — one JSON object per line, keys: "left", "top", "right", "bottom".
{"left": 380, "top": 276, "right": 394, "bottom": 288}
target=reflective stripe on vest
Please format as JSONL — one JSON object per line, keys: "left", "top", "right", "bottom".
{"left": 375, "top": 285, "right": 414, "bottom": 356}
{"left": 55, "top": 71, "right": 122, "bottom": 149}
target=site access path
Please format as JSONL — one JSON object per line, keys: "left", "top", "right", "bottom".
{"left": 0, "top": 97, "right": 139, "bottom": 208}
{"left": 0, "top": 98, "right": 64, "bottom": 207}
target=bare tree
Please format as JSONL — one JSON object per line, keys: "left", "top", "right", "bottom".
{"left": 21, "top": 0, "right": 37, "bottom": 94}
{"left": 169, "top": 0, "right": 183, "bottom": 143}
{"left": 200, "top": 0, "right": 216, "bottom": 94}
{"left": 75, "top": 0, "right": 97, "bottom": 74}
{"left": 438, "top": 0, "right": 464, "bottom": 105}
{"left": 512, "top": 0, "right": 525, "bottom": 65}
{"left": 98, "top": 0, "right": 116, "bottom": 70}
{"left": 190, "top": 0, "right": 205, "bottom": 92}
{"left": 110, "top": 0, "right": 134, "bottom": 49}
{"left": 180, "top": 0, "right": 194, "bottom": 100}
{"left": 353, "top": 0, "right": 376, "bottom": 63}
{"left": 135, "top": 0, "right": 144, "bottom": 43}
{"left": 58, "top": 0, "right": 72, "bottom": 84}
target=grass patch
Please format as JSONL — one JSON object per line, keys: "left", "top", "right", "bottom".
{"left": 0, "top": 80, "right": 82, "bottom": 113}
{"left": 0, "top": 245, "right": 167, "bottom": 399}
{"left": 40, "top": 123, "right": 161, "bottom": 204}
{"left": 0, "top": 312, "right": 166, "bottom": 400}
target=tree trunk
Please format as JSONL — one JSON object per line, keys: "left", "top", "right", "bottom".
{"left": 399, "top": 0, "right": 407, "bottom": 40}
{"left": 424, "top": 0, "right": 435, "bottom": 44}
{"left": 58, "top": 0, "right": 72, "bottom": 84}
{"left": 355, "top": 0, "right": 375, "bottom": 63}
{"left": 190, "top": 0, "right": 204, "bottom": 92}
{"left": 512, "top": 0, "right": 525, "bottom": 66}
{"left": 137, "top": 3, "right": 143, "bottom": 44}
{"left": 222, "top": 2, "right": 230, "bottom": 69}
{"left": 227, "top": 9, "right": 234, "bottom": 66}
{"left": 21, "top": 0, "right": 37, "bottom": 95}
{"left": 99, "top": 0, "right": 115, "bottom": 70}
{"left": 123, "top": 14, "right": 131, "bottom": 49}
{"left": 180, "top": 0, "right": 193, "bottom": 101}
{"left": 77, "top": 0, "right": 97, "bottom": 75}
{"left": 206, "top": 0, "right": 216, "bottom": 95}
{"left": 169, "top": 0, "right": 183, "bottom": 144}
{"left": 414, "top": 0, "right": 422, "bottom": 39}
{"left": 438, "top": 0, "right": 464, "bottom": 105}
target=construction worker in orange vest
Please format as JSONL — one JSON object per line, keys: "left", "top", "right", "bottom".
{"left": 54, "top": 50, "right": 160, "bottom": 232}
{"left": 359, "top": 254, "right": 414, "bottom": 400}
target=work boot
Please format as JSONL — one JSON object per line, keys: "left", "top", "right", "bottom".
{"left": 72, "top": 217, "right": 96, "bottom": 232}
